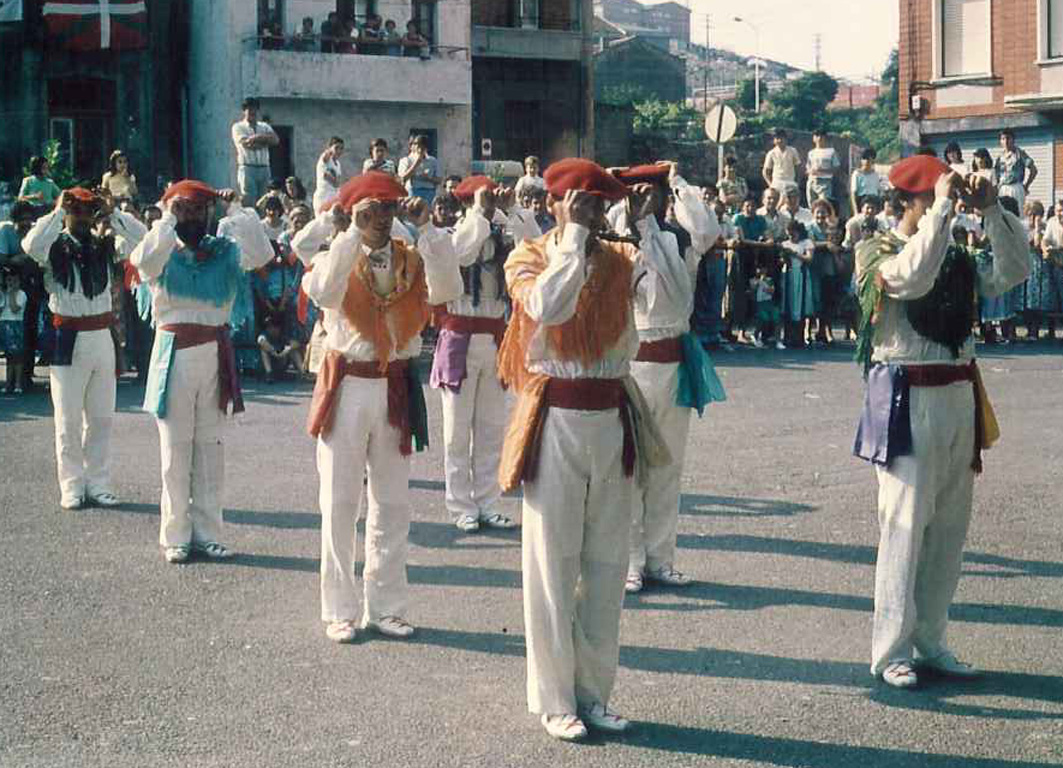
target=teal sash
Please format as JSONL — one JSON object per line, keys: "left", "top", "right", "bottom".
{"left": 143, "top": 330, "right": 177, "bottom": 418}
{"left": 677, "top": 333, "right": 727, "bottom": 416}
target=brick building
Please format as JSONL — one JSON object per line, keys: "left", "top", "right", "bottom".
{"left": 899, "top": 0, "right": 1061, "bottom": 206}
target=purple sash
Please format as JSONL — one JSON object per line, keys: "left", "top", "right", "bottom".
{"left": 853, "top": 363, "right": 912, "bottom": 467}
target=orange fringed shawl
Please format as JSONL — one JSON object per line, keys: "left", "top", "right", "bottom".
{"left": 340, "top": 238, "right": 431, "bottom": 372}
{"left": 495, "top": 231, "right": 637, "bottom": 491}
{"left": 496, "top": 231, "right": 637, "bottom": 392}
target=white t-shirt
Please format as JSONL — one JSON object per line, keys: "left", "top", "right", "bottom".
{"left": 763, "top": 146, "right": 802, "bottom": 186}
{"left": 806, "top": 147, "right": 839, "bottom": 179}
{"left": 314, "top": 153, "right": 343, "bottom": 212}
{"left": 231, "top": 119, "right": 276, "bottom": 167}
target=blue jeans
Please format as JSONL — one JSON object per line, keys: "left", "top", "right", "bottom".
{"left": 693, "top": 253, "right": 727, "bottom": 342}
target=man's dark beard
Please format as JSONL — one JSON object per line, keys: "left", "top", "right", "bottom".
{"left": 176, "top": 220, "right": 208, "bottom": 247}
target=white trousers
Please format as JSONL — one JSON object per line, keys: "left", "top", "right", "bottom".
{"left": 439, "top": 335, "right": 506, "bottom": 520}
{"left": 629, "top": 360, "right": 692, "bottom": 574}
{"left": 522, "top": 407, "right": 633, "bottom": 716}
{"left": 871, "top": 381, "right": 975, "bottom": 675}
{"left": 318, "top": 376, "right": 411, "bottom": 623}
{"left": 49, "top": 328, "right": 115, "bottom": 502}
{"left": 156, "top": 343, "right": 225, "bottom": 548}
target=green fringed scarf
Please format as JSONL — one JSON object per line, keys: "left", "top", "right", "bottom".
{"left": 854, "top": 232, "right": 979, "bottom": 375}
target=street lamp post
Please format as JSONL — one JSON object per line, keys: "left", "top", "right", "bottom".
{"left": 734, "top": 16, "right": 761, "bottom": 113}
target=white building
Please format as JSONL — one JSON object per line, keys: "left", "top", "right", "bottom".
{"left": 186, "top": 0, "right": 473, "bottom": 198}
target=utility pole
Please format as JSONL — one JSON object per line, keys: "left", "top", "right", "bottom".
{"left": 703, "top": 13, "right": 710, "bottom": 111}
{"left": 813, "top": 33, "right": 822, "bottom": 72}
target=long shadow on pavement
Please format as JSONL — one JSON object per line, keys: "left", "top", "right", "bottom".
{"left": 677, "top": 533, "right": 1063, "bottom": 579}
{"left": 621, "top": 721, "right": 1059, "bottom": 766}
{"left": 679, "top": 494, "right": 815, "bottom": 518}
{"left": 627, "top": 580, "right": 1063, "bottom": 628}
{"left": 619, "top": 646, "right": 1063, "bottom": 720}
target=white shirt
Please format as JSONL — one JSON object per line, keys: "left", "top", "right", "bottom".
{"left": 314, "top": 152, "right": 343, "bottom": 213}
{"left": 763, "top": 146, "right": 802, "bottom": 186}
{"left": 231, "top": 119, "right": 276, "bottom": 167}
{"left": 514, "top": 175, "right": 545, "bottom": 198}
{"left": 783, "top": 206, "right": 814, "bottom": 227}
{"left": 130, "top": 203, "right": 274, "bottom": 327}
{"left": 605, "top": 175, "right": 721, "bottom": 340}
{"left": 22, "top": 208, "right": 147, "bottom": 317}
{"left": 301, "top": 224, "right": 461, "bottom": 363}
{"left": 806, "top": 147, "right": 839, "bottom": 179}
{"left": 510, "top": 223, "right": 643, "bottom": 380}
{"left": 860, "top": 198, "right": 1030, "bottom": 364}
{"left": 1041, "top": 216, "right": 1063, "bottom": 250}
{"left": 447, "top": 206, "right": 541, "bottom": 319}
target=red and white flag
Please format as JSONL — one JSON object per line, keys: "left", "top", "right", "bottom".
{"left": 43, "top": 0, "right": 148, "bottom": 51}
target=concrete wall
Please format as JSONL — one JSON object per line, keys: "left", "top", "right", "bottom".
{"left": 258, "top": 99, "right": 472, "bottom": 200}
{"left": 188, "top": 0, "right": 472, "bottom": 191}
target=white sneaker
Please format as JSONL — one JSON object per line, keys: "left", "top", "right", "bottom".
{"left": 326, "top": 620, "right": 357, "bottom": 644}
{"left": 918, "top": 650, "right": 979, "bottom": 678}
{"left": 579, "top": 702, "right": 630, "bottom": 733}
{"left": 880, "top": 660, "right": 919, "bottom": 689}
{"left": 87, "top": 491, "right": 120, "bottom": 507}
{"left": 624, "top": 570, "right": 644, "bottom": 593}
{"left": 479, "top": 511, "right": 518, "bottom": 529}
{"left": 59, "top": 495, "right": 83, "bottom": 510}
{"left": 541, "top": 714, "right": 587, "bottom": 741}
{"left": 454, "top": 514, "right": 480, "bottom": 533}
{"left": 775, "top": 340, "right": 786, "bottom": 350}
{"left": 366, "top": 615, "right": 415, "bottom": 639}
{"left": 752, "top": 337, "right": 765, "bottom": 349}
{"left": 163, "top": 545, "right": 190, "bottom": 564}
{"left": 645, "top": 565, "right": 692, "bottom": 587}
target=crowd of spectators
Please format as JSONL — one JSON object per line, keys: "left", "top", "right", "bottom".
{"left": 1, "top": 125, "right": 1060, "bottom": 397}
{"left": 260, "top": 11, "right": 431, "bottom": 58}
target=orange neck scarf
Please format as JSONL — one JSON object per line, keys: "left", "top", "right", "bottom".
{"left": 340, "top": 238, "right": 431, "bottom": 371}
{"left": 497, "top": 230, "right": 635, "bottom": 391}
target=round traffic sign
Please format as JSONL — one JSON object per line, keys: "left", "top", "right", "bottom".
{"left": 704, "top": 104, "right": 738, "bottom": 144}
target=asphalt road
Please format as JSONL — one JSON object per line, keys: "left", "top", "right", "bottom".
{"left": 1, "top": 343, "right": 1062, "bottom": 768}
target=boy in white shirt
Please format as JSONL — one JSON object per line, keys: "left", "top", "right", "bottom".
{"left": 806, "top": 128, "right": 840, "bottom": 206}
{"left": 762, "top": 128, "right": 802, "bottom": 197}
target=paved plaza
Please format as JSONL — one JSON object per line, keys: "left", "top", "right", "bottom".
{"left": 1, "top": 345, "right": 1061, "bottom": 767}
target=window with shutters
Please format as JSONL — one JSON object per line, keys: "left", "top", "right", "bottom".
{"left": 938, "top": 0, "right": 991, "bottom": 78}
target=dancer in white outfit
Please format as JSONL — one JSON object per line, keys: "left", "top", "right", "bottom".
{"left": 431, "top": 175, "right": 540, "bottom": 533}
{"left": 852, "top": 156, "right": 1030, "bottom": 688}
{"left": 130, "top": 180, "right": 273, "bottom": 564}
{"left": 606, "top": 162, "right": 725, "bottom": 593}
{"left": 498, "top": 158, "right": 668, "bottom": 742}
{"left": 302, "top": 172, "right": 461, "bottom": 644}
{"left": 21, "top": 188, "right": 146, "bottom": 509}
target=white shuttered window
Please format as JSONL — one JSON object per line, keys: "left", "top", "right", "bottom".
{"left": 942, "top": 0, "right": 991, "bottom": 77}
{"left": 1049, "top": 0, "right": 1063, "bottom": 58}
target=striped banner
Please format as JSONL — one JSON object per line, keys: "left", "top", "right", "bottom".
{"left": 43, "top": 0, "right": 148, "bottom": 51}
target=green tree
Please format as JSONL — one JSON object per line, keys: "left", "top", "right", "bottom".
{"left": 764, "top": 71, "right": 839, "bottom": 131}
{"left": 735, "top": 78, "right": 769, "bottom": 112}
{"left": 22, "top": 139, "right": 80, "bottom": 190}
{"left": 631, "top": 99, "right": 702, "bottom": 140}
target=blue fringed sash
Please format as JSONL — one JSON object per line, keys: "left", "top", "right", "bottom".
{"left": 676, "top": 333, "right": 727, "bottom": 416}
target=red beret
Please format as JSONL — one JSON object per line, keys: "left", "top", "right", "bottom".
{"left": 162, "top": 180, "right": 218, "bottom": 205}
{"left": 453, "top": 175, "right": 496, "bottom": 203}
{"left": 614, "top": 164, "right": 670, "bottom": 185}
{"left": 336, "top": 171, "right": 407, "bottom": 212}
{"left": 65, "top": 187, "right": 99, "bottom": 205}
{"left": 888, "top": 156, "right": 951, "bottom": 195}
{"left": 544, "top": 158, "right": 630, "bottom": 202}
